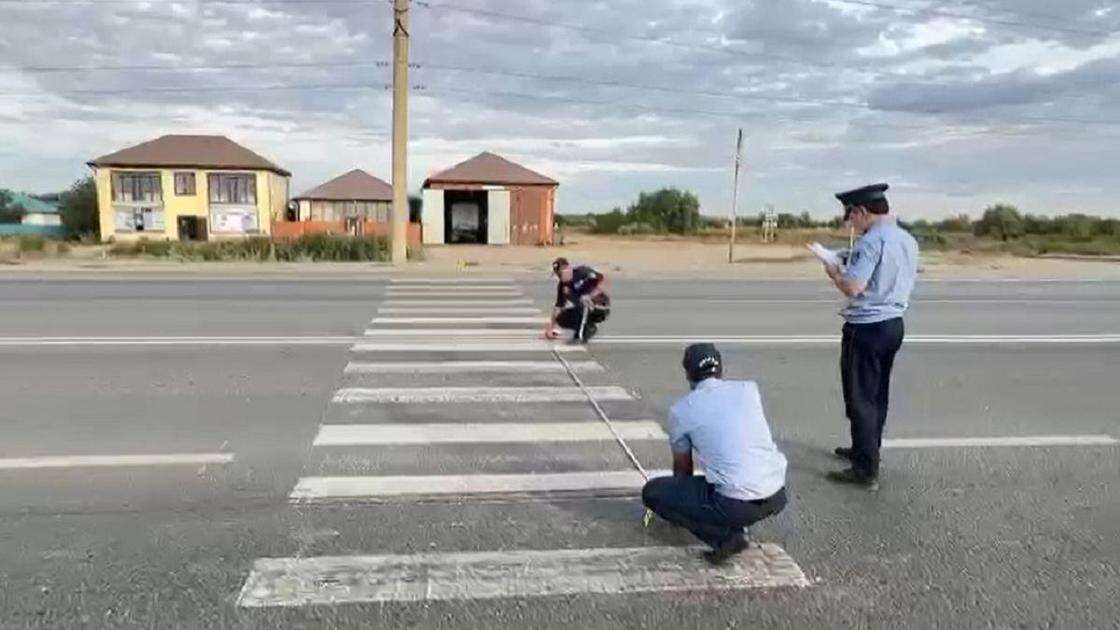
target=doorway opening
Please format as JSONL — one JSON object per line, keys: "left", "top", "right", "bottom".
{"left": 177, "top": 216, "right": 208, "bottom": 241}
{"left": 443, "top": 190, "right": 488, "bottom": 244}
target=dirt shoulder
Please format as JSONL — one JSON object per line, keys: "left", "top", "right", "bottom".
{"left": 2, "top": 235, "right": 1118, "bottom": 279}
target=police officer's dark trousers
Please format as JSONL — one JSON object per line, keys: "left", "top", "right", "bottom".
{"left": 841, "top": 317, "right": 904, "bottom": 478}
{"left": 555, "top": 305, "right": 609, "bottom": 334}
{"left": 641, "top": 475, "right": 787, "bottom": 549}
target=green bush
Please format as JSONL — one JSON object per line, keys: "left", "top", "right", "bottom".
{"left": 618, "top": 222, "right": 656, "bottom": 236}
{"left": 591, "top": 208, "right": 627, "bottom": 234}
{"left": 107, "top": 235, "right": 391, "bottom": 262}
{"left": 18, "top": 235, "right": 46, "bottom": 252}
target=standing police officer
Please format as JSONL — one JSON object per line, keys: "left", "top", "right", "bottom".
{"left": 820, "top": 183, "right": 919, "bottom": 490}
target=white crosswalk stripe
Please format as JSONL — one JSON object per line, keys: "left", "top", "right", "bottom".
{"left": 389, "top": 277, "right": 517, "bottom": 284}
{"left": 361, "top": 328, "right": 542, "bottom": 337}
{"left": 344, "top": 359, "right": 604, "bottom": 374}
{"left": 331, "top": 385, "right": 635, "bottom": 404}
{"left": 378, "top": 306, "right": 542, "bottom": 314}
{"left": 387, "top": 287, "right": 522, "bottom": 295}
{"left": 313, "top": 421, "right": 666, "bottom": 445}
{"left": 350, "top": 341, "right": 586, "bottom": 352}
{"left": 385, "top": 298, "right": 534, "bottom": 306}
{"left": 289, "top": 470, "right": 660, "bottom": 501}
{"left": 371, "top": 316, "right": 549, "bottom": 324}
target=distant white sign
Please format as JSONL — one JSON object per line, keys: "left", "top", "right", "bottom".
{"left": 211, "top": 206, "right": 258, "bottom": 234}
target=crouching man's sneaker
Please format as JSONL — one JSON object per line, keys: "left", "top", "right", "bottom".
{"left": 826, "top": 467, "right": 879, "bottom": 491}
{"left": 703, "top": 532, "right": 749, "bottom": 566}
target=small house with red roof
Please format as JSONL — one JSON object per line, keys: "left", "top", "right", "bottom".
{"left": 421, "top": 152, "right": 558, "bottom": 245}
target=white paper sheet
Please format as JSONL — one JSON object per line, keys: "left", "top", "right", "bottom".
{"left": 807, "top": 242, "right": 842, "bottom": 268}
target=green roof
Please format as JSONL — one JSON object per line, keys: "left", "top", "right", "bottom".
{"left": 7, "top": 192, "right": 59, "bottom": 214}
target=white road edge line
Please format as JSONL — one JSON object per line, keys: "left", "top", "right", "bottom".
{"left": 0, "top": 452, "right": 235, "bottom": 469}
{"left": 331, "top": 386, "right": 634, "bottom": 404}
{"left": 313, "top": 421, "right": 666, "bottom": 446}
{"left": 344, "top": 360, "right": 604, "bottom": 374}
{"left": 594, "top": 335, "right": 1120, "bottom": 345}
{"left": 6, "top": 335, "right": 1119, "bottom": 347}
{"left": 0, "top": 337, "right": 361, "bottom": 346}
{"left": 236, "top": 543, "right": 810, "bottom": 606}
{"left": 883, "top": 435, "right": 1119, "bottom": 448}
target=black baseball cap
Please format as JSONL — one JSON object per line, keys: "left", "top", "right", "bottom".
{"left": 551, "top": 257, "right": 570, "bottom": 273}
{"left": 682, "top": 343, "right": 723, "bottom": 381}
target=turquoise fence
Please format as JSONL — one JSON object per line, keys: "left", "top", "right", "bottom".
{"left": 0, "top": 224, "right": 66, "bottom": 237}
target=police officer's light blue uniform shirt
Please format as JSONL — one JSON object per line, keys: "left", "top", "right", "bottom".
{"left": 841, "top": 218, "right": 920, "bottom": 324}
{"left": 668, "top": 378, "right": 787, "bottom": 501}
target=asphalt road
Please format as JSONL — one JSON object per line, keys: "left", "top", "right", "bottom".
{"left": 0, "top": 275, "right": 1117, "bottom": 628}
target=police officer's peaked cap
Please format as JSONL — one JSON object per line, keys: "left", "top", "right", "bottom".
{"left": 682, "top": 343, "right": 722, "bottom": 380}
{"left": 835, "top": 183, "right": 889, "bottom": 208}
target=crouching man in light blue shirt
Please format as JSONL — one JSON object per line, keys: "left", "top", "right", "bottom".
{"left": 641, "top": 343, "right": 789, "bottom": 565}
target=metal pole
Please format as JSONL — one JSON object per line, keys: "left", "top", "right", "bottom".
{"left": 390, "top": 0, "right": 410, "bottom": 264}
{"left": 728, "top": 128, "right": 743, "bottom": 264}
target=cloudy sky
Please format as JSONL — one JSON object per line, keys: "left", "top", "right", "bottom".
{"left": 1, "top": 0, "right": 1118, "bottom": 219}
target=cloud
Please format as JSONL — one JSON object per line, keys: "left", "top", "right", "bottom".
{"left": 0, "top": 0, "right": 1117, "bottom": 218}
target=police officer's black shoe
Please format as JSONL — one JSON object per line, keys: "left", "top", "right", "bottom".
{"left": 833, "top": 447, "right": 854, "bottom": 460}
{"left": 826, "top": 467, "right": 879, "bottom": 491}
{"left": 703, "top": 532, "right": 749, "bottom": 566}
{"left": 579, "top": 323, "right": 598, "bottom": 343}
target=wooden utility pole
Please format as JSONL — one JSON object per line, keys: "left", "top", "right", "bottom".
{"left": 728, "top": 128, "right": 744, "bottom": 264}
{"left": 390, "top": 0, "right": 410, "bottom": 264}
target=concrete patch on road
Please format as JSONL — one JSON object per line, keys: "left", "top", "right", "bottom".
{"left": 236, "top": 543, "right": 810, "bottom": 607}
{"left": 331, "top": 386, "right": 634, "bottom": 404}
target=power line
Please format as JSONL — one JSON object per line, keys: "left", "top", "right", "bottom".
{"left": 3, "top": 60, "right": 391, "bottom": 73}
{"left": 413, "top": 1, "right": 876, "bottom": 75}
{"left": 3, "top": 57, "right": 1117, "bottom": 128}
{"left": 0, "top": 81, "right": 391, "bottom": 97}
{"left": 416, "top": 62, "right": 865, "bottom": 111}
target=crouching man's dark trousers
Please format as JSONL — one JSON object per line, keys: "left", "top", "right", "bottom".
{"left": 641, "top": 475, "right": 787, "bottom": 549}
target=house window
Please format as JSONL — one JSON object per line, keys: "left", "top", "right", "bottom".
{"left": 111, "top": 172, "right": 162, "bottom": 203}
{"left": 174, "top": 172, "right": 196, "bottom": 196}
{"left": 113, "top": 207, "right": 165, "bottom": 233}
{"left": 208, "top": 173, "right": 256, "bottom": 205}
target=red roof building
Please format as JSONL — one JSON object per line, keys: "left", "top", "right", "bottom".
{"left": 421, "top": 152, "right": 558, "bottom": 245}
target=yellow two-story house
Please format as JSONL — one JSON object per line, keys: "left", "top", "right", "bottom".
{"left": 88, "top": 134, "right": 290, "bottom": 242}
